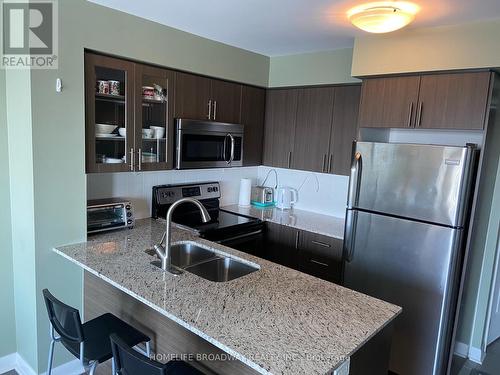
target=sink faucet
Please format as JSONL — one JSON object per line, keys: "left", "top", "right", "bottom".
{"left": 154, "top": 198, "right": 211, "bottom": 274}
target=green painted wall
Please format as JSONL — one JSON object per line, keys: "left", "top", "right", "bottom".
{"left": 0, "top": 69, "right": 17, "bottom": 358}
{"left": 352, "top": 19, "right": 500, "bottom": 76}
{"left": 268, "top": 48, "right": 359, "bottom": 87}
{"left": 11, "top": 0, "right": 269, "bottom": 372}
{"left": 5, "top": 69, "right": 39, "bottom": 368}
{"left": 73, "top": 0, "right": 269, "bottom": 86}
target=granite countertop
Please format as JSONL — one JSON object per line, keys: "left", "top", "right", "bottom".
{"left": 54, "top": 218, "right": 400, "bottom": 375}
{"left": 222, "top": 205, "right": 345, "bottom": 239}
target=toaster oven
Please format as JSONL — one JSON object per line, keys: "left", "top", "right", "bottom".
{"left": 87, "top": 198, "right": 134, "bottom": 234}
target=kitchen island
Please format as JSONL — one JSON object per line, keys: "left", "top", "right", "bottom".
{"left": 54, "top": 218, "right": 400, "bottom": 375}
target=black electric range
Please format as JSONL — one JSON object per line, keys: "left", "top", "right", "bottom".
{"left": 152, "top": 182, "right": 263, "bottom": 250}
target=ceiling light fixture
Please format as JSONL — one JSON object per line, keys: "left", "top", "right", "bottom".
{"left": 347, "top": 1, "right": 420, "bottom": 33}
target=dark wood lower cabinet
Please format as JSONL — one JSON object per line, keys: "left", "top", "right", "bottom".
{"left": 298, "top": 231, "right": 343, "bottom": 284}
{"left": 264, "top": 222, "right": 299, "bottom": 269}
{"left": 263, "top": 222, "right": 343, "bottom": 283}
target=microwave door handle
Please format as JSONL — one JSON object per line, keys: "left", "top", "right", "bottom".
{"left": 225, "top": 133, "right": 234, "bottom": 164}
{"left": 229, "top": 133, "right": 235, "bottom": 164}
{"left": 222, "top": 135, "right": 228, "bottom": 161}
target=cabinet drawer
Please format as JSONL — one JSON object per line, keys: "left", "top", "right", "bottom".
{"left": 299, "top": 232, "right": 343, "bottom": 283}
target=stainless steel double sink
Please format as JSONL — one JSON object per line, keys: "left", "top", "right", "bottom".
{"left": 145, "top": 242, "right": 259, "bottom": 282}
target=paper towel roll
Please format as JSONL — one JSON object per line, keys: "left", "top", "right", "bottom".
{"left": 238, "top": 178, "right": 252, "bottom": 207}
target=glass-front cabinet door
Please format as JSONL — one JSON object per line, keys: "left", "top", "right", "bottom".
{"left": 85, "top": 53, "right": 135, "bottom": 173}
{"left": 134, "top": 64, "right": 174, "bottom": 170}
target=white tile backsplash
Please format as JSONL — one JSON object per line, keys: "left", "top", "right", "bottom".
{"left": 258, "top": 167, "right": 348, "bottom": 218}
{"left": 87, "top": 166, "right": 348, "bottom": 220}
{"left": 87, "top": 167, "right": 259, "bottom": 219}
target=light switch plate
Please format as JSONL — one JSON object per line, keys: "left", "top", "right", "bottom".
{"left": 332, "top": 358, "right": 350, "bottom": 375}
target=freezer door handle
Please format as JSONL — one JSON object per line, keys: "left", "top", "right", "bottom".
{"left": 347, "top": 149, "right": 362, "bottom": 209}
{"left": 343, "top": 209, "right": 358, "bottom": 263}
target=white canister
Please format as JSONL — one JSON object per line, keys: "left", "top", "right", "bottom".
{"left": 238, "top": 178, "right": 252, "bottom": 207}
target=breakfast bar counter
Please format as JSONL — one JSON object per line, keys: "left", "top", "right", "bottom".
{"left": 54, "top": 218, "right": 400, "bottom": 375}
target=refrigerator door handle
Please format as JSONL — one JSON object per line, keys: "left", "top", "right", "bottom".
{"left": 343, "top": 209, "right": 358, "bottom": 263}
{"left": 347, "top": 151, "right": 362, "bottom": 209}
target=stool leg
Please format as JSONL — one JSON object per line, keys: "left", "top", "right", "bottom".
{"left": 47, "top": 338, "right": 55, "bottom": 375}
{"left": 88, "top": 361, "right": 97, "bottom": 375}
{"left": 111, "top": 357, "right": 116, "bottom": 375}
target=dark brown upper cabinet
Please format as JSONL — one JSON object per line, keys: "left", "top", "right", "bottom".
{"left": 173, "top": 72, "right": 211, "bottom": 120}
{"left": 174, "top": 72, "right": 242, "bottom": 123}
{"left": 134, "top": 64, "right": 175, "bottom": 171}
{"left": 416, "top": 72, "right": 491, "bottom": 130}
{"left": 85, "top": 52, "right": 175, "bottom": 173}
{"left": 358, "top": 76, "right": 420, "bottom": 129}
{"left": 292, "top": 87, "right": 335, "bottom": 173}
{"left": 85, "top": 53, "right": 135, "bottom": 173}
{"left": 241, "top": 86, "right": 266, "bottom": 166}
{"left": 210, "top": 79, "right": 242, "bottom": 123}
{"left": 263, "top": 89, "right": 299, "bottom": 168}
{"left": 328, "top": 85, "right": 361, "bottom": 175}
{"left": 263, "top": 85, "right": 361, "bottom": 176}
{"left": 359, "top": 71, "right": 492, "bottom": 130}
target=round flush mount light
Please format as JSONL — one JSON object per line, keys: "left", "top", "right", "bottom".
{"left": 347, "top": 1, "right": 420, "bottom": 33}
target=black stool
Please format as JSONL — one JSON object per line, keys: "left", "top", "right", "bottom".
{"left": 43, "top": 289, "right": 150, "bottom": 375}
{"left": 110, "top": 333, "right": 203, "bottom": 375}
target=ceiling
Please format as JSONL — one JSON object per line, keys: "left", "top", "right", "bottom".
{"left": 89, "top": 0, "right": 500, "bottom": 56}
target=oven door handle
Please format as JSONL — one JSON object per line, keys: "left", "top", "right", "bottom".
{"left": 216, "top": 229, "right": 263, "bottom": 244}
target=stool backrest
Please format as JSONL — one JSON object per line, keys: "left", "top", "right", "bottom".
{"left": 110, "top": 334, "right": 166, "bottom": 375}
{"left": 42, "top": 289, "right": 84, "bottom": 344}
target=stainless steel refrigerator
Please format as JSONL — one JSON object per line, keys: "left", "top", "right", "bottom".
{"left": 343, "top": 141, "right": 477, "bottom": 375}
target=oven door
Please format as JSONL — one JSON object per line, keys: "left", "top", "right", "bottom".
{"left": 175, "top": 119, "right": 243, "bottom": 169}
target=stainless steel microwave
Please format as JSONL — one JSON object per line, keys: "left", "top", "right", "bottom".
{"left": 175, "top": 119, "right": 244, "bottom": 169}
{"left": 87, "top": 198, "right": 134, "bottom": 234}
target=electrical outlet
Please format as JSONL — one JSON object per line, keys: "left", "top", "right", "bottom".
{"left": 332, "top": 358, "right": 350, "bottom": 375}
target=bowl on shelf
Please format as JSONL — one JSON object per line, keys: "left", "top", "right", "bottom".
{"left": 118, "top": 127, "right": 126, "bottom": 137}
{"left": 104, "top": 157, "right": 124, "bottom": 164}
{"left": 96, "top": 123, "right": 117, "bottom": 134}
{"left": 142, "top": 129, "right": 154, "bottom": 138}
{"left": 150, "top": 126, "right": 165, "bottom": 139}
{"left": 142, "top": 152, "right": 157, "bottom": 163}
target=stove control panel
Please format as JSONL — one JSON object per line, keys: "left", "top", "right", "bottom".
{"left": 154, "top": 182, "right": 220, "bottom": 206}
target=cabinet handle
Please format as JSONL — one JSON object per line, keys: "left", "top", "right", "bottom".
{"left": 311, "top": 240, "right": 331, "bottom": 248}
{"left": 130, "top": 148, "right": 134, "bottom": 171}
{"left": 207, "top": 100, "right": 212, "bottom": 119}
{"left": 328, "top": 154, "right": 333, "bottom": 173}
{"left": 287, "top": 151, "right": 292, "bottom": 168}
{"left": 310, "top": 259, "right": 329, "bottom": 267}
{"left": 295, "top": 231, "right": 300, "bottom": 249}
{"left": 213, "top": 100, "right": 217, "bottom": 120}
{"left": 138, "top": 148, "right": 142, "bottom": 171}
{"left": 407, "top": 102, "right": 413, "bottom": 128}
{"left": 322, "top": 154, "right": 327, "bottom": 172}
{"left": 416, "top": 102, "right": 423, "bottom": 127}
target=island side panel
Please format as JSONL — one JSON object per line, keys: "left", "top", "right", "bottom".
{"left": 84, "top": 271, "right": 260, "bottom": 375}
{"left": 349, "top": 322, "right": 394, "bottom": 375}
